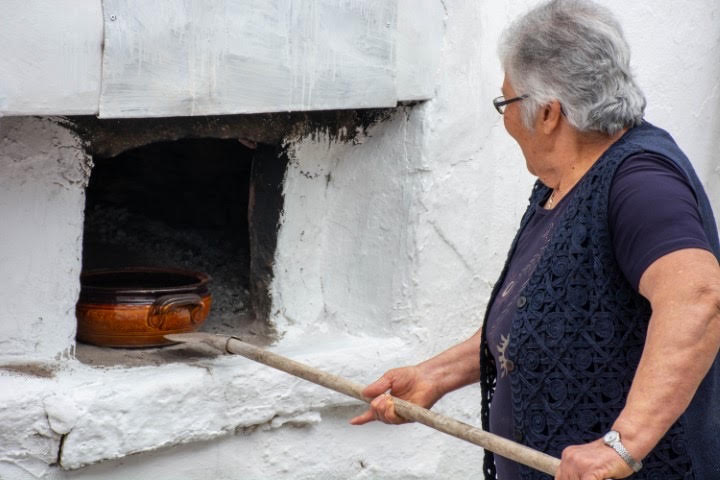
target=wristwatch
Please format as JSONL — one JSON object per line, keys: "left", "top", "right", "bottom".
{"left": 603, "top": 430, "right": 643, "bottom": 473}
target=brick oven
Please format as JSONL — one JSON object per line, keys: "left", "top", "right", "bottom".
{"left": 3, "top": 1, "right": 714, "bottom": 479}
{"left": 0, "top": 1, "right": 473, "bottom": 478}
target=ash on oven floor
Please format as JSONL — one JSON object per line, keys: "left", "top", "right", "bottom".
{"left": 74, "top": 311, "right": 273, "bottom": 368}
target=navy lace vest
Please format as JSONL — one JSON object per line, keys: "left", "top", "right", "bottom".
{"left": 479, "top": 122, "right": 720, "bottom": 480}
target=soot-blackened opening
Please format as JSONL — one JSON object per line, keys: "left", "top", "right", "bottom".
{"left": 80, "top": 138, "right": 279, "bottom": 356}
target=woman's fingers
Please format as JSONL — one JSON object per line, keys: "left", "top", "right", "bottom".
{"left": 350, "top": 394, "right": 405, "bottom": 425}
{"left": 361, "top": 375, "right": 393, "bottom": 399}
{"left": 351, "top": 368, "right": 420, "bottom": 425}
{"left": 373, "top": 394, "right": 404, "bottom": 424}
{"left": 350, "top": 374, "right": 393, "bottom": 425}
{"left": 349, "top": 408, "right": 376, "bottom": 425}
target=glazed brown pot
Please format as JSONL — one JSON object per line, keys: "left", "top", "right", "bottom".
{"left": 76, "top": 267, "right": 212, "bottom": 347}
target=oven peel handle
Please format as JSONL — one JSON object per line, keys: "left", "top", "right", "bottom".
{"left": 164, "top": 332, "right": 589, "bottom": 477}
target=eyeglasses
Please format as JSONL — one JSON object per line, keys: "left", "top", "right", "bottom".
{"left": 493, "top": 94, "right": 529, "bottom": 114}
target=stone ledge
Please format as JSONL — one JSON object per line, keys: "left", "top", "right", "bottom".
{"left": 0, "top": 334, "right": 407, "bottom": 475}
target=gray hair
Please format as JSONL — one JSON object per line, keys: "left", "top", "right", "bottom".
{"left": 498, "top": 0, "right": 646, "bottom": 135}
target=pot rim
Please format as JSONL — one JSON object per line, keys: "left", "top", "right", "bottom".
{"left": 80, "top": 266, "right": 212, "bottom": 296}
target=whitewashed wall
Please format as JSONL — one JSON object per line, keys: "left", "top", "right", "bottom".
{"left": 274, "top": 0, "right": 720, "bottom": 477}
{"left": 274, "top": 0, "right": 720, "bottom": 363}
{"left": 0, "top": 1, "right": 719, "bottom": 479}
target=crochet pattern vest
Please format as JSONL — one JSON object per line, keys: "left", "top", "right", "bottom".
{"left": 479, "top": 122, "right": 720, "bottom": 480}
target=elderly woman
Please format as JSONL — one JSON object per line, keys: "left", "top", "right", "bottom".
{"left": 351, "top": 1, "right": 720, "bottom": 479}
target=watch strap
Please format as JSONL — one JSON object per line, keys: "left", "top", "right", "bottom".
{"left": 603, "top": 430, "right": 643, "bottom": 473}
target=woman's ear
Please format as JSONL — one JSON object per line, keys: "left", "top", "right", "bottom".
{"left": 541, "top": 100, "right": 563, "bottom": 135}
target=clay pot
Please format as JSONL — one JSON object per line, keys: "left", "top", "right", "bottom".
{"left": 76, "top": 267, "right": 212, "bottom": 347}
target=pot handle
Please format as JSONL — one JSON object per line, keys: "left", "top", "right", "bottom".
{"left": 147, "top": 293, "right": 204, "bottom": 329}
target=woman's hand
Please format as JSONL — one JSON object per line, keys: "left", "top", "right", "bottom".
{"left": 555, "top": 439, "right": 633, "bottom": 480}
{"left": 350, "top": 329, "right": 484, "bottom": 426}
{"left": 349, "top": 365, "right": 444, "bottom": 425}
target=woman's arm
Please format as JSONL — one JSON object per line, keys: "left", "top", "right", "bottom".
{"left": 614, "top": 248, "right": 720, "bottom": 456}
{"left": 350, "top": 328, "right": 482, "bottom": 425}
{"left": 557, "top": 248, "right": 720, "bottom": 479}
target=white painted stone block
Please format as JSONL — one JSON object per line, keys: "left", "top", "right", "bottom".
{"left": 0, "top": 117, "right": 89, "bottom": 361}
{"left": 99, "top": 0, "right": 399, "bottom": 118}
{"left": 0, "top": 0, "right": 441, "bottom": 117}
{"left": 0, "top": 0, "right": 103, "bottom": 115}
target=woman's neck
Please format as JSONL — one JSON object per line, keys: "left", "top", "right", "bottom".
{"left": 541, "top": 128, "right": 628, "bottom": 208}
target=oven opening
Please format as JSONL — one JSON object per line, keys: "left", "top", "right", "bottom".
{"left": 77, "top": 137, "right": 282, "bottom": 365}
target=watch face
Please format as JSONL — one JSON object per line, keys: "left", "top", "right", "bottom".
{"left": 604, "top": 431, "right": 619, "bottom": 443}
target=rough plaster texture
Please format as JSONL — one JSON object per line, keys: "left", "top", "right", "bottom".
{"left": 0, "top": 336, "right": 483, "bottom": 479}
{"left": 0, "top": 117, "right": 90, "bottom": 362}
{"left": 273, "top": 0, "right": 720, "bottom": 352}
{"left": 1, "top": 0, "right": 719, "bottom": 479}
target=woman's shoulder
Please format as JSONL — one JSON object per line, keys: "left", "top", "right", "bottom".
{"left": 615, "top": 151, "right": 687, "bottom": 180}
{"left": 609, "top": 151, "right": 710, "bottom": 290}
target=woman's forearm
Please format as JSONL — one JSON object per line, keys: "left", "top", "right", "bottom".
{"left": 416, "top": 328, "right": 483, "bottom": 397}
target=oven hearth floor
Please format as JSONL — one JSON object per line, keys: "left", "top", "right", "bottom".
{"left": 74, "top": 312, "right": 272, "bottom": 367}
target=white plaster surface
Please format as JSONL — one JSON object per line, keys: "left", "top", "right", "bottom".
{"left": 0, "top": 0, "right": 441, "bottom": 117}
{"left": 274, "top": 0, "right": 720, "bottom": 353}
{"left": 0, "top": 0, "right": 103, "bottom": 115}
{"left": 99, "top": 0, "right": 399, "bottom": 118}
{"left": 0, "top": 117, "right": 90, "bottom": 362}
{"left": 1, "top": 1, "right": 720, "bottom": 479}
{"left": 0, "top": 335, "right": 483, "bottom": 478}
{"left": 396, "top": 0, "right": 445, "bottom": 101}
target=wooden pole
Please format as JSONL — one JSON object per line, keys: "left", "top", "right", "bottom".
{"left": 165, "top": 332, "right": 561, "bottom": 476}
